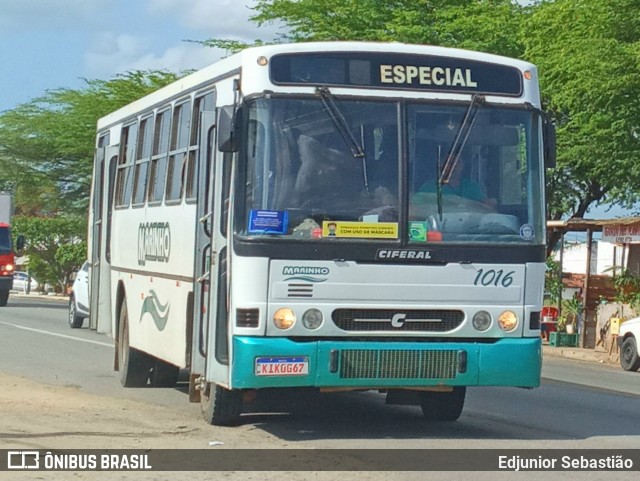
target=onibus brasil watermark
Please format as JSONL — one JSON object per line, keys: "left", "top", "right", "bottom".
{"left": 7, "top": 451, "right": 151, "bottom": 471}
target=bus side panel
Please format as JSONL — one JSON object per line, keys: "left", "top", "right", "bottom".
{"left": 119, "top": 272, "right": 188, "bottom": 367}
{"left": 110, "top": 200, "right": 196, "bottom": 367}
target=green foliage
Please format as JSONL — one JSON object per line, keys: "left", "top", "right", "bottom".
{"left": 195, "top": 39, "right": 267, "bottom": 55}
{"left": 545, "top": 256, "right": 562, "bottom": 306}
{"left": 0, "top": 70, "right": 182, "bottom": 217}
{"left": 607, "top": 267, "right": 640, "bottom": 309}
{"left": 524, "top": 0, "right": 640, "bottom": 223}
{"left": 555, "top": 315, "right": 567, "bottom": 332}
{"left": 562, "top": 296, "right": 582, "bottom": 327}
{"left": 245, "top": 0, "right": 526, "bottom": 57}
{"left": 11, "top": 215, "right": 86, "bottom": 292}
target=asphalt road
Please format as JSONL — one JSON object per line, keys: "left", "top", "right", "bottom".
{"left": 1, "top": 297, "right": 640, "bottom": 470}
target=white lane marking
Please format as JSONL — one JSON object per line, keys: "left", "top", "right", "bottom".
{"left": 0, "top": 321, "right": 113, "bottom": 348}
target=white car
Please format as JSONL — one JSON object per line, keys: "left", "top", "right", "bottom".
{"left": 618, "top": 316, "right": 640, "bottom": 372}
{"left": 12, "top": 271, "right": 39, "bottom": 293}
{"left": 68, "top": 261, "right": 90, "bottom": 328}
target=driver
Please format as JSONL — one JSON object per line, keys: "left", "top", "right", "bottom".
{"left": 417, "top": 153, "right": 496, "bottom": 209}
{"left": 419, "top": 155, "right": 486, "bottom": 202}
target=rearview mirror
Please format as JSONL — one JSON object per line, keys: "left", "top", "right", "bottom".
{"left": 544, "top": 122, "right": 557, "bottom": 168}
{"left": 217, "top": 106, "right": 242, "bottom": 152}
{"left": 15, "top": 234, "right": 25, "bottom": 252}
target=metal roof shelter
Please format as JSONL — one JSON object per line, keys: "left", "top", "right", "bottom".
{"left": 546, "top": 217, "right": 640, "bottom": 347}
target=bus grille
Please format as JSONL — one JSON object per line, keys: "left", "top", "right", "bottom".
{"left": 332, "top": 309, "right": 464, "bottom": 332}
{"left": 339, "top": 349, "right": 460, "bottom": 379}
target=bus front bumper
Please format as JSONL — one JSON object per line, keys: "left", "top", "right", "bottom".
{"left": 231, "top": 337, "right": 541, "bottom": 390}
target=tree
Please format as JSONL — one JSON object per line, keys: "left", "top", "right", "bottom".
{"left": 205, "top": 0, "right": 525, "bottom": 58}
{"left": 0, "top": 70, "right": 182, "bottom": 217}
{"left": 12, "top": 216, "right": 86, "bottom": 293}
{"left": 524, "top": 0, "right": 640, "bottom": 251}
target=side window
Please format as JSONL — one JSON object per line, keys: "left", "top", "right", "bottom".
{"left": 132, "top": 115, "right": 153, "bottom": 206}
{"left": 114, "top": 122, "right": 137, "bottom": 207}
{"left": 148, "top": 108, "right": 171, "bottom": 203}
{"left": 186, "top": 91, "right": 215, "bottom": 201}
{"left": 98, "top": 132, "right": 110, "bottom": 148}
{"left": 166, "top": 100, "right": 192, "bottom": 202}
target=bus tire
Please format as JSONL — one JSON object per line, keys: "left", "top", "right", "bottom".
{"left": 149, "top": 359, "right": 180, "bottom": 387}
{"left": 201, "top": 382, "right": 242, "bottom": 426}
{"left": 117, "top": 299, "right": 152, "bottom": 387}
{"left": 0, "top": 290, "right": 8, "bottom": 307}
{"left": 419, "top": 386, "right": 466, "bottom": 422}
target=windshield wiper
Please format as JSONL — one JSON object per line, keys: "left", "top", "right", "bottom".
{"left": 436, "top": 94, "right": 485, "bottom": 219}
{"left": 316, "top": 86, "right": 365, "bottom": 159}
{"left": 316, "top": 86, "right": 370, "bottom": 194}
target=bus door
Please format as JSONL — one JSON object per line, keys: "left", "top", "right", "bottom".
{"left": 191, "top": 111, "right": 228, "bottom": 394}
{"left": 90, "top": 145, "right": 118, "bottom": 334}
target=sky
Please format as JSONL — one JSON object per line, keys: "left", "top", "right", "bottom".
{"left": 0, "top": 0, "right": 282, "bottom": 112}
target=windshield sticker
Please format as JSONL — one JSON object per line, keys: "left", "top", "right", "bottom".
{"left": 409, "top": 221, "right": 428, "bottom": 242}
{"left": 322, "top": 221, "right": 398, "bottom": 239}
{"left": 519, "top": 224, "right": 535, "bottom": 241}
{"left": 249, "top": 210, "right": 289, "bottom": 234}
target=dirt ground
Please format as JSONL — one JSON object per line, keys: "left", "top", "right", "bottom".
{"left": 0, "top": 371, "right": 217, "bottom": 450}
{"left": 0, "top": 371, "right": 425, "bottom": 481}
{"left": 0, "top": 371, "right": 290, "bottom": 480}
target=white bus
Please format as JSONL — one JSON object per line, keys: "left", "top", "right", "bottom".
{"left": 89, "top": 42, "right": 555, "bottom": 425}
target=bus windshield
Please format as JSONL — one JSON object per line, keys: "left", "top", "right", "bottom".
{"left": 239, "top": 96, "right": 545, "bottom": 244}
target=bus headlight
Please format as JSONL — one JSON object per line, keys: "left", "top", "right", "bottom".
{"left": 302, "top": 309, "right": 323, "bottom": 330}
{"left": 273, "top": 308, "right": 296, "bottom": 330}
{"left": 498, "top": 311, "right": 518, "bottom": 331}
{"left": 472, "top": 311, "right": 492, "bottom": 331}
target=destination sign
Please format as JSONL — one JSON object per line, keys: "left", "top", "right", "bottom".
{"left": 270, "top": 52, "right": 523, "bottom": 96}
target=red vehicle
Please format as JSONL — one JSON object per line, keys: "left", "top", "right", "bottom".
{"left": 0, "top": 193, "right": 24, "bottom": 307}
{"left": 0, "top": 222, "right": 16, "bottom": 306}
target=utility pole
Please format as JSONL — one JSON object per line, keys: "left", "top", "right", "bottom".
{"left": 580, "top": 229, "right": 593, "bottom": 348}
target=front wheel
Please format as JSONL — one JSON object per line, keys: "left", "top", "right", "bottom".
{"left": 620, "top": 337, "right": 640, "bottom": 372}
{"left": 200, "top": 382, "right": 242, "bottom": 426}
{"left": 68, "top": 295, "right": 84, "bottom": 328}
{"left": 117, "top": 299, "right": 152, "bottom": 387}
{"left": 420, "top": 387, "right": 466, "bottom": 422}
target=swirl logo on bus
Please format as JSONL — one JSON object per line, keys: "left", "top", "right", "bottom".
{"left": 138, "top": 222, "right": 171, "bottom": 266}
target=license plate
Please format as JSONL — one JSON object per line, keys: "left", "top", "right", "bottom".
{"left": 255, "top": 356, "right": 309, "bottom": 376}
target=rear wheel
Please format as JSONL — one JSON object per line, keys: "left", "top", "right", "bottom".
{"left": 0, "top": 289, "right": 8, "bottom": 307}
{"left": 420, "top": 387, "right": 466, "bottom": 422}
{"left": 620, "top": 337, "right": 640, "bottom": 372}
{"left": 200, "top": 382, "right": 242, "bottom": 426}
{"left": 117, "top": 299, "right": 152, "bottom": 387}
{"left": 68, "top": 295, "right": 84, "bottom": 328}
